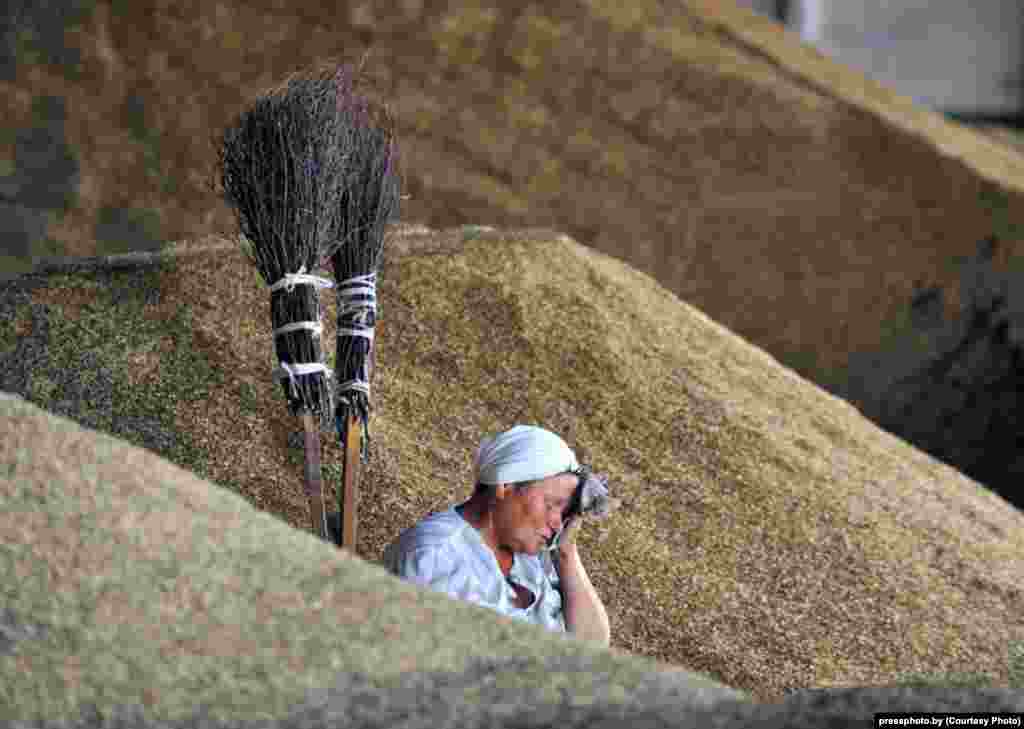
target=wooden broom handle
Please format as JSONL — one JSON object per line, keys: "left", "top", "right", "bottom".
{"left": 338, "top": 325, "right": 377, "bottom": 551}
{"left": 302, "top": 412, "right": 329, "bottom": 540}
{"left": 339, "top": 411, "right": 361, "bottom": 550}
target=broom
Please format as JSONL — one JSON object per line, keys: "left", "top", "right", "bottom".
{"left": 217, "top": 65, "right": 362, "bottom": 540}
{"left": 328, "top": 66, "right": 401, "bottom": 550}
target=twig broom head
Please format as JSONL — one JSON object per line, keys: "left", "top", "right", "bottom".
{"left": 217, "top": 65, "right": 370, "bottom": 423}
{"left": 329, "top": 65, "right": 402, "bottom": 452}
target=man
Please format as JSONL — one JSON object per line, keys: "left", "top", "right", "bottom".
{"left": 382, "top": 425, "right": 611, "bottom": 646}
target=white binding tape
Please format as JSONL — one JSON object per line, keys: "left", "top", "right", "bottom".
{"left": 269, "top": 265, "right": 334, "bottom": 294}
{"left": 337, "top": 327, "right": 374, "bottom": 341}
{"left": 337, "top": 273, "right": 377, "bottom": 318}
{"left": 273, "top": 361, "right": 333, "bottom": 383}
{"left": 336, "top": 378, "right": 370, "bottom": 395}
{"left": 338, "top": 273, "right": 377, "bottom": 291}
{"left": 273, "top": 321, "right": 324, "bottom": 338}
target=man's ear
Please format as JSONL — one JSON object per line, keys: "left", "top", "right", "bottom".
{"left": 494, "top": 483, "right": 509, "bottom": 501}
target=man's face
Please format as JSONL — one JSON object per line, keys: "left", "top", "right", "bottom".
{"left": 494, "top": 473, "right": 578, "bottom": 555}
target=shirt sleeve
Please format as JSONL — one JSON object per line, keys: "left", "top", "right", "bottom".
{"left": 389, "top": 543, "right": 489, "bottom": 608}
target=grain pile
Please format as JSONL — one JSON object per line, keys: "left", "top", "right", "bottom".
{"left": 4, "top": 225, "right": 1024, "bottom": 703}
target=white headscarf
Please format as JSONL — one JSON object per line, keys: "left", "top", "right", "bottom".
{"left": 474, "top": 425, "right": 579, "bottom": 485}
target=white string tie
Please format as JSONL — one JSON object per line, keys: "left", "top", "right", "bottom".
{"left": 337, "top": 273, "right": 377, "bottom": 323}
{"left": 336, "top": 273, "right": 377, "bottom": 399}
{"left": 336, "top": 379, "right": 370, "bottom": 396}
{"left": 273, "top": 361, "right": 333, "bottom": 384}
{"left": 337, "top": 327, "right": 374, "bottom": 341}
{"left": 273, "top": 321, "right": 324, "bottom": 338}
{"left": 269, "top": 265, "right": 334, "bottom": 294}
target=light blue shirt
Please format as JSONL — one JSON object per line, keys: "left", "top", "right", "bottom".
{"left": 382, "top": 502, "right": 567, "bottom": 633}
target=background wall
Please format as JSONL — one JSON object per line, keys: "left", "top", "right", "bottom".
{"left": 737, "top": 0, "right": 1024, "bottom": 118}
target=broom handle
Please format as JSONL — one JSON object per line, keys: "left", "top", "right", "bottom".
{"left": 337, "top": 325, "right": 376, "bottom": 551}
{"left": 339, "top": 411, "right": 361, "bottom": 550}
{"left": 302, "top": 412, "right": 329, "bottom": 540}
